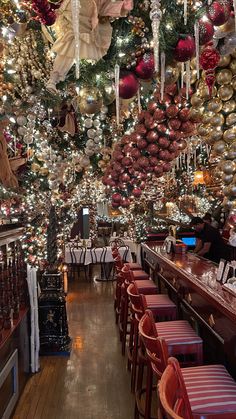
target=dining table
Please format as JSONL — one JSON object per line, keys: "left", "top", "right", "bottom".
{"left": 64, "top": 245, "right": 132, "bottom": 265}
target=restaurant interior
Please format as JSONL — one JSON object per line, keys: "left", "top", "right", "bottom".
{"left": 1, "top": 0, "right": 236, "bottom": 418}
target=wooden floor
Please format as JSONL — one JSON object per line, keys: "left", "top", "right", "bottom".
{"left": 13, "top": 273, "right": 135, "bottom": 419}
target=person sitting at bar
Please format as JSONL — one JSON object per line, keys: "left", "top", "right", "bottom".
{"left": 190, "top": 216, "right": 226, "bottom": 263}
{"left": 203, "top": 212, "right": 219, "bottom": 229}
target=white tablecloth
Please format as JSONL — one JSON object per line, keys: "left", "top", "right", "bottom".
{"left": 65, "top": 246, "right": 132, "bottom": 265}
{"left": 109, "top": 238, "right": 141, "bottom": 265}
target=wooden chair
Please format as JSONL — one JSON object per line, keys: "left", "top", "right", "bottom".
{"left": 159, "top": 356, "right": 236, "bottom": 419}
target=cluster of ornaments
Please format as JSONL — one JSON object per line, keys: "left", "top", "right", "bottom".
{"left": 194, "top": 51, "right": 236, "bottom": 211}
{"left": 103, "top": 83, "right": 197, "bottom": 208}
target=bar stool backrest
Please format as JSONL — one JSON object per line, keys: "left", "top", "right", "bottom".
{"left": 159, "top": 357, "right": 193, "bottom": 419}
{"left": 138, "top": 310, "right": 169, "bottom": 378}
{"left": 127, "top": 282, "right": 143, "bottom": 316}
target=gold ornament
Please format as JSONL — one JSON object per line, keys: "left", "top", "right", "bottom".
{"left": 210, "top": 113, "right": 224, "bottom": 126}
{"left": 208, "top": 128, "right": 223, "bottom": 142}
{"left": 102, "top": 81, "right": 115, "bottom": 105}
{"left": 31, "top": 163, "right": 40, "bottom": 172}
{"left": 222, "top": 99, "right": 236, "bottom": 113}
{"left": 222, "top": 174, "right": 233, "bottom": 184}
{"left": 39, "top": 167, "right": 49, "bottom": 176}
{"left": 206, "top": 98, "right": 222, "bottom": 113}
{"left": 190, "top": 94, "right": 203, "bottom": 107}
{"left": 218, "top": 55, "right": 231, "bottom": 67}
{"left": 77, "top": 87, "right": 103, "bottom": 115}
{"left": 230, "top": 59, "right": 236, "bottom": 75}
{"left": 198, "top": 82, "right": 217, "bottom": 99}
{"left": 163, "top": 64, "right": 179, "bottom": 85}
{"left": 218, "top": 85, "right": 234, "bottom": 101}
{"left": 226, "top": 113, "right": 236, "bottom": 126}
{"left": 202, "top": 111, "right": 214, "bottom": 124}
{"left": 232, "top": 77, "right": 236, "bottom": 90}
{"left": 223, "top": 127, "right": 236, "bottom": 143}
{"left": 189, "top": 107, "right": 203, "bottom": 122}
{"left": 183, "top": 69, "right": 197, "bottom": 85}
{"left": 221, "top": 160, "right": 236, "bottom": 175}
{"left": 231, "top": 50, "right": 236, "bottom": 58}
{"left": 197, "top": 124, "right": 210, "bottom": 137}
{"left": 230, "top": 142, "right": 236, "bottom": 151}
{"left": 213, "top": 140, "right": 227, "bottom": 155}
{"left": 216, "top": 69, "right": 233, "bottom": 85}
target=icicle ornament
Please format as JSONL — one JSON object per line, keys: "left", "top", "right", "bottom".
{"left": 115, "top": 64, "right": 120, "bottom": 126}
{"left": 160, "top": 52, "right": 165, "bottom": 101}
{"left": 71, "top": 0, "right": 81, "bottom": 79}
{"left": 185, "top": 60, "right": 190, "bottom": 100}
{"left": 234, "top": 0, "right": 236, "bottom": 32}
{"left": 194, "top": 22, "right": 200, "bottom": 79}
{"left": 150, "top": 0, "right": 162, "bottom": 73}
{"left": 184, "top": 0, "right": 188, "bottom": 25}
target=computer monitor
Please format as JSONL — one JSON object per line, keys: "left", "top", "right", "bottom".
{"left": 181, "top": 237, "right": 196, "bottom": 247}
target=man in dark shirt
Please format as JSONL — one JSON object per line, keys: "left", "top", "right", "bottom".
{"left": 190, "top": 217, "right": 226, "bottom": 263}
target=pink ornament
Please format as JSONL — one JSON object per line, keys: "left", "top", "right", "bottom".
{"left": 147, "top": 101, "right": 158, "bottom": 113}
{"left": 157, "top": 123, "right": 167, "bottom": 134}
{"left": 113, "top": 151, "right": 124, "bottom": 161}
{"left": 130, "top": 148, "right": 141, "bottom": 159}
{"left": 145, "top": 117, "right": 156, "bottom": 130}
{"left": 181, "top": 121, "right": 195, "bottom": 133}
{"left": 159, "top": 150, "right": 169, "bottom": 161}
{"left": 136, "top": 124, "right": 147, "bottom": 135}
{"left": 163, "top": 162, "right": 172, "bottom": 172}
{"left": 149, "top": 156, "right": 159, "bottom": 166}
{"left": 168, "top": 118, "right": 181, "bottom": 131}
{"left": 120, "top": 173, "right": 131, "bottom": 183}
{"left": 168, "top": 141, "right": 179, "bottom": 152}
{"left": 166, "top": 105, "right": 179, "bottom": 118}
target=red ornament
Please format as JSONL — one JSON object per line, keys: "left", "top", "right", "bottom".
{"left": 147, "top": 143, "right": 159, "bottom": 155}
{"left": 113, "top": 151, "right": 124, "bottom": 161}
{"left": 157, "top": 123, "right": 167, "bottom": 134}
{"left": 145, "top": 117, "right": 156, "bottom": 130}
{"left": 174, "top": 35, "right": 196, "bottom": 62}
{"left": 137, "top": 156, "right": 149, "bottom": 168}
{"left": 207, "top": 0, "right": 231, "bottom": 26}
{"left": 164, "top": 84, "right": 178, "bottom": 96}
{"left": 198, "top": 17, "right": 214, "bottom": 45}
{"left": 154, "top": 165, "right": 164, "bottom": 176}
{"left": 119, "top": 71, "right": 139, "bottom": 99}
{"left": 163, "top": 162, "right": 172, "bottom": 172}
{"left": 179, "top": 108, "right": 190, "bottom": 121}
{"left": 135, "top": 53, "right": 155, "bottom": 80}
{"left": 120, "top": 198, "right": 130, "bottom": 208}
{"left": 121, "top": 156, "right": 132, "bottom": 167}
{"left": 135, "top": 124, "right": 147, "bottom": 135}
{"left": 121, "top": 134, "right": 131, "bottom": 145}
{"left": 153, "top": 108, "right": 166, "bottom": 122}
{"left": 147, "top": 101, "right": 158, "bottom": 113}
{"left": 110, "top": 170, "right": 119, "bottom": 180}
{"left": 149, "top": 156, "right": 159, "bottom": 166}
{"left": 132, "top": 188, "right": 142, "bottom": 198}
{"left": 137, "top": 139, "right": 148, "bottom": 149}
{"left": 181, "top": 121, "right": 195, "bottom": 133}
{"left": 158, "top": 137, "right": 170, "bottom": 149}
{"left": 146, "top": 130, "right": 159, "bottom": 143}
{"left": 168, "top": 141, "right": 179, "bottom": 152}
{"left": 130, "top": 148, "right": 141, "bottom": 159}
{"left": 120, "top": 173, "right": 131, "bottom": 183}
{"left": 112, "top": 193, "right": 122, "bottom": 203}
{"left": 200, "top": 45, "right": 220, "bottom": 94}
{"left": 166, "top": 105, "right": 179, "bottom": 118}
{"left": 168, "top": 118, "right": 181, "bottom": 131}
{"left": 112, "top": 201, "right": 120, "bottom": 208}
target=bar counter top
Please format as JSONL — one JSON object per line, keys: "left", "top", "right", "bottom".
{"left": 142, "top": 243, "right": 236, "bottom": 323}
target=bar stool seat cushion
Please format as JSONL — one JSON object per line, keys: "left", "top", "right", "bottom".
{"left": 182, "top": 364, "right": 236, "bottom": 416}
{"left": 134, "top": 279, "right": 158, "bottom": 295}
{"left": 131, "top": 270, "right": 149, "bottom": 280}
{"left": 144, "top": 294, "right": 177, "bottom": 319}
{"left": 156, "top": 320, "right": 202, "bottom": 349}
{"left": 124, "top": 262, "right": 142, "bottom": 270}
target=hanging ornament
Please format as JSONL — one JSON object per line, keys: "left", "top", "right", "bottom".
{"left": 102, "top": 81, "right": 116, "bottom": 105}
{"left": 207, "top": 0, "right": 231, "bottom": 26}
{"left": 160, "top": 52, "right": 166, "bottom": 101}
{"left": 174, "top": 35, "right": 196, "bottom": 62}
{"left": 115, "top": 64, "right": 120, "bottom": 125}
{"left": 71, "top": 0, "right": 80, "bottom": 78}
{"left": 199, "top": 44, "right": 220, "bottom": 94}
{"left": 119, "top": 71, "right": 139, "bottom": 99}
{"left": 150, "top": 0, "right": 162, "bottom": 73}
{"left": 135, "top": 53, "right": 155, "bottom": 80}
{"left": 77, "top": 87, "right": 103, "bottom": 114}
{"left": 194, "top": 22, "right": 200, "bottom": 79}
{"left": 198, "top": 17, "right": 214, "bottom": 45}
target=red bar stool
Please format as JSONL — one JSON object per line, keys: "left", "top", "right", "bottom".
{"left": 127, "top": 283, "right": 177, "bottom": 393}
{"left": 159, "top": 357, "right": 236, "bottom": 419}
{"left": 119, "top": 270, "right": 158, "bottom": 356}
{"left": 137, "top": 310, "right": 203, "bottom": 419}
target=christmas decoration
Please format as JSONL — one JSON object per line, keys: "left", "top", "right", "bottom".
{"left": 174, "top": 35, "right": 196, "bottom": 62}
{"left": 77, "top": 87, "right": 103, "bottom": 115}
{"left": 134, "top": 53, "right": 155, "bottom": 80}
{"left": 119, "top": 71, "right": 139, "bottom": 99}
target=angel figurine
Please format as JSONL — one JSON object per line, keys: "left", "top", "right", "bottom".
{"left": 46, "top": 0, "right": 133, "bottom": 93}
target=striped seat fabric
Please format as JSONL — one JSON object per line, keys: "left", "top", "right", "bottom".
{"left": 182, "top": 364, "right": 236, "bottom": 416}
{"left": 124, "top": 262, "right": 141, "bottom": 270}
{"left": 134, "top": 279, "right": 158, "bottom": 295}
{"left": 156, "top": 320, "right": 202, "bottom": 350}
{"left": 131, "top": 270, "right": 149, "bottom": 280}
{"left": 144, "top": 294, "right": 176, "bottom": 319}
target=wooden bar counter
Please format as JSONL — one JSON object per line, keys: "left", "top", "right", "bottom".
{"left": 141, "top": 242, "right": 236, "bottom": 378}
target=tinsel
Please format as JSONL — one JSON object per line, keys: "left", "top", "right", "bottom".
{"left": 115, "top": 63, "right": 120, "bottom": 126}
{"left": 71, "top": 0, "right": 80, "bottom": 78}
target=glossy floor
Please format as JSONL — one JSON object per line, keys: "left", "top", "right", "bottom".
{"left": 13, "top": 275, "right": 135, "bottom": 419}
